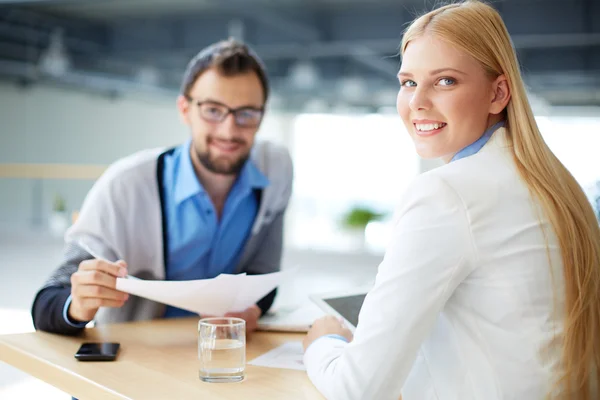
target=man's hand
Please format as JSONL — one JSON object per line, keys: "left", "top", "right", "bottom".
{"left": 225, "top": 305, "right": 262, "bottom": 335}
{"left": 303, "top": 315, "right": 353, "bottom": 352}
{"left": 68, "top": 259, "right": 130, "bottom": 322}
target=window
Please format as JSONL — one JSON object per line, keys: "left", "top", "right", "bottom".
{"left": 537, "top": 115, "right": 600, "bottom": 218}
{"left": 537, "top": 116, "right": 600, "bottom": 188}
{"left": 287, "top": 113, "right": 419, "bottom": 252}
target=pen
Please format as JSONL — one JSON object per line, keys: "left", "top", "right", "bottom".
{"left": 76, "top": 239, "right": 139, "bottom": 280}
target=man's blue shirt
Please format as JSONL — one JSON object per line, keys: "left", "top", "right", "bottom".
{"left": 161, "top": 140, "right": 269, "bottom": 318}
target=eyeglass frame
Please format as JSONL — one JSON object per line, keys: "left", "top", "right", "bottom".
{"left": 184, "top": 96, "right": 265, "bottom": 128}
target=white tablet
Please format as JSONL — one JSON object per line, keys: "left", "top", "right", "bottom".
{"left": 309, "top": 288, "right": 369, "bottom": 332}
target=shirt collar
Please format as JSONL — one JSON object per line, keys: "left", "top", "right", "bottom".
{"left": 174, "top": 139, "right": 203, "bottom": 205}
{"left": 174, "top": 139, "right": 270, "bottom": 205}
{"left": 236, "top": 158, "right": 270, "bottom": 193}
{"left": 451, "top": 120, "right": 506, "bottom": 162}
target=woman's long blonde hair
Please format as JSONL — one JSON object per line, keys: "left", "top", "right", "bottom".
{"left": 401, "top": 1, "right": 600, "bottom": 398}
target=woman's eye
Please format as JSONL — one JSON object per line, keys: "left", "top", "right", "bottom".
{"left": 438, "top": 78, "right": 456, "bottom": 86}
{"left": 401, "top": 80, "right": 417, "bottom": 88}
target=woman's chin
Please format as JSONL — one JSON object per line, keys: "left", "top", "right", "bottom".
{"left": 415, "top": 147, "right": 443, "bottom": 160}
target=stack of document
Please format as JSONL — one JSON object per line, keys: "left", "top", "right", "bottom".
{"left": 116, "top": 271, "right": 287, "bottom": 316}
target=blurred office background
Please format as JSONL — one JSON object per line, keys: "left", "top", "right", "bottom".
{"left": 1, "top": 0, "right": 599, "bottom": 397}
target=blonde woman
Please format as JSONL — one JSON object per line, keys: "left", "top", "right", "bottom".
{"left": 302, "top": 1, "right": 600, "bottom": 399}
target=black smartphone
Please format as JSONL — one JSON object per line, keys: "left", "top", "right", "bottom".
{"left": 74, "top": 342, "right": 120, "bottom": 362}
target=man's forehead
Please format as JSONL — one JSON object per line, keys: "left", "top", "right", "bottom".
{"left": 189, "top": 69, "right": 265, "bottom": 106}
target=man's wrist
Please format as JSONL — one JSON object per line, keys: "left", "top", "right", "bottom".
{"left": 63, "top": 294, "right": 90, "bottom": 328}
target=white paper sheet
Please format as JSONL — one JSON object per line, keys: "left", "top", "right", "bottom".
{"left": 115, "top": 271, "right": 286, "bottom": 316}
{"left": 248, "top": 341, "right": 306, "bottom": 371}
{"left": 257, "top": 302, "right": 326, "bottom": 332}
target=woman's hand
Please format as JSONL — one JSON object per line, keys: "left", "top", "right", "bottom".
{"left": 303, "top": 315, "right": 353, "bottom": 352}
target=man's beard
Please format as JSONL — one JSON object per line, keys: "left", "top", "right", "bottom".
{"left": 196, "top": 143, "right": 249, "bottom": 175}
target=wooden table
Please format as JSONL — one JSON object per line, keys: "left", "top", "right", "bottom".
{"left": 0, "top": 318, "right": 324, "bottom": 400}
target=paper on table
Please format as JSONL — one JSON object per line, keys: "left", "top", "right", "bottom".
{"left": 258, "top": 302, "right": 326, "bottom": 332}
{"left": 116, "top": 271, "right": 286, "bottom": 316}
{"left": 248, "top": 341, "right": 306, "bottom": 371}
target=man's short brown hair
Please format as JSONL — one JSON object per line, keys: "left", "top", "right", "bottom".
{"left": 180, "top": 38, "right": 269, "bottom": 103}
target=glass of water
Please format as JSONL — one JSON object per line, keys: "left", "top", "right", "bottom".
{"left": 198, "top": 317, "right": 246, "bottom": 383}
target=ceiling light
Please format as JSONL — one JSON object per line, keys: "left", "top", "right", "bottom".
{"left": 337, "top": 75, "right": 367, "bottom": 102}
{"left": 135, "top": 65, "right": 161, "bottom": 86}
{"left": 289, "top": 61, "right": 320, "bottom": 89}
{"left": 39, "top": 28, "right": 70, "bottom": 77}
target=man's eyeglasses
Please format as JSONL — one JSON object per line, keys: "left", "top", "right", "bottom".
{"left": 185, "top": 96, "right": 264, "bottom": 128}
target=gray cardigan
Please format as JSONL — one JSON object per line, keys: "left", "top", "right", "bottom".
{"left": 39, "top": 140, "right": 293, "bottom": 326}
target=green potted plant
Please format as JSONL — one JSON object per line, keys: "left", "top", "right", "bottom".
{"left": 49, "top": 193, "right": 69, "bottom": 237}
{"left": 341, "top": 206, "right": 385, "bottom": 250}
{"left": 342, "top": 207, "right": 384, "bottom": 230}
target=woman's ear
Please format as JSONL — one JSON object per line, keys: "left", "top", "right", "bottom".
{"left": 489, "top": 75, "right": 511, "bottom": 115}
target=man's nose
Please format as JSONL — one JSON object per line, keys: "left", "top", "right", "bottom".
{"left": 213, "top": 114, "right": 238, "bottom": 139}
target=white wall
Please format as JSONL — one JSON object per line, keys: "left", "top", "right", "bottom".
{"left": 0, "top": 83, "right": 186, "bottom": 165}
